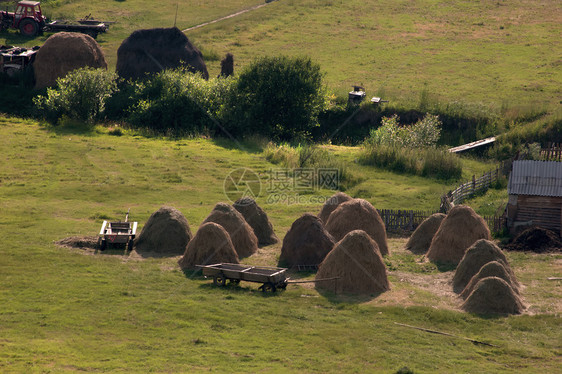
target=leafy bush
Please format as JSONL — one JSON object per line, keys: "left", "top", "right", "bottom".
{"left": 125, "top": 69, "right": 234, "bottom": 135}
{"left": 223, "top": 56, "right": 327, "bottom": 140}
{"left": 366, "top": 113, "right": 442, "bottom": 148}
{"left": 33, "top": 68, "right": 117, "bottom": 124}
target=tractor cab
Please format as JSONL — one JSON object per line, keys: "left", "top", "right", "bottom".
{"left": 1, "top": 1, "right": 46, "bottom": 36}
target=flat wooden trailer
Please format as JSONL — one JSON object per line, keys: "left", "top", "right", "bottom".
{"left": 98, "top": 210, "right": 137, "bottom": 251}
{"left": 197, "top": 263, "right": 289, "bottom": 292}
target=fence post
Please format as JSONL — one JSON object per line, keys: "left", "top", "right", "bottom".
{"left": 472, "top": 175, "right": 476, "bottom": 196}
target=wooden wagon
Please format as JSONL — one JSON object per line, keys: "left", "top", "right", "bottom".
{"left": 197, "top": 263, "right": 289, "bottom": 292}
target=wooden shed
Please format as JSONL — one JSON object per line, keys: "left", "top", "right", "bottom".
{"left": 506, "top": 160, "right": 562, "bottom": 235}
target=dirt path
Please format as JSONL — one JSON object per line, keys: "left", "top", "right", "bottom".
{"left": 182, "top": 1, "right": 275, "bottom": 33}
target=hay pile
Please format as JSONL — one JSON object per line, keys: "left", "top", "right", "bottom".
{"left": 504, "top": 226, "right": 562, "bottom": 253}
{"left": 116, "top": 27, "right": 208, "bottom": 81}
{"left": 426, "top": 205, "right": 490, "bottom": 264}
{"left": 56, "top": 236, "right": 99, "bottom": 250}
{"left": 233, "top": 197, "right": 278, "bottom": 246}
{"left": 134, "top": 206, "right": 192, "bottom": 254}
{"left": 317, "top": 192, "right": 353, "bottom": 223}
{"left": 202, "top": 203, "right": 258, "bottom": 258}
{"left": 34, "top": 32, "right": 107, "bottom": 88}
{"left": 405, "top": 213, "right": 446, "bottom": 254}
{"left": 178, "top": 222, "right": 239, "bottom": 270}
{"left": 315, "top": 230, "right": 389, "bottom": 295}
{"left": 461, "top": 277, "right": 524, "bottom": 314}
{"left": 452, "top": 239, "right": 513, "bottom": 293}
{"left": 325, "top": 199, "right": 389, "bottom": 256}
{"left": 460, "top": 261, "right": 519, "bottom": 299}
{"left": 279, "top": 214, "right": 335, "bottom": 267}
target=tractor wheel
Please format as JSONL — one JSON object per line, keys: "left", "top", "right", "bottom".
{"left": 19, "top": 19, "right": 38, "bottom": 37}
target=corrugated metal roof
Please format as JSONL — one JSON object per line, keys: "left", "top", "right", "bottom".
{"left": 508, "top": 160, "right": 562, "bottom": 197}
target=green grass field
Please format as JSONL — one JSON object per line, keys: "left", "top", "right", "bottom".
{"left": 1, "top": 116, "right": 560, "bottom": 373}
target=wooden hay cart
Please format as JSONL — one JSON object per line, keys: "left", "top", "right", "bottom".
{"left": 197, "top": 263, "right": 289, "bottom": 292}
{"left": 98, "top": 210, "right": 137, "bottom": 251}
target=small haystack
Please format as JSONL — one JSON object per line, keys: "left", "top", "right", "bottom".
{"left": 219, "top": 53, "right": 234, "bottom": 78}
{"left": 34, "top": 32, "right": 107, "bottom": 88}
{"left": 460, "top": 261, "right": 519, "bottom": 299}
{"left": 504, "top": 226, "right": 562, "bottom": 253}
{"left": 134, "top": 206, "right": 193, "bottom": 254}
{"left": 426, "top": 205, "right": 491, "bottom": 264}
{"left": 178, "top": 222, "right": 239, "bottom": 270}
{"left": 233, "top": 197, "right": 278, "bottom": 247}
{"left": 315, "top": 230, "right": 389, "bottom": 295}
{"left": 279, "top": 214, "right": 335, "bottom": 267}
{"left": 56, "top": 236, "right": 99, "bottom": 250}
{"left": 452, "top": 239, "right": 513, "bottom": 293}
{"left": 202, "top": 203, "right": 258, "bottom": 258}
{"left": 116, "top": 27, "right": 208, "bottom": 81}
{"left": 461, "top": 277, "right": 524, "bottom": 314}
{"left": 405, "top": 213, "right": 446, "bottom": 254}
{"left": 317, "top": 192, "right": 353, "bottom": 224}
{"left": 325, "top": 199, "right": 389, "bottom": 256}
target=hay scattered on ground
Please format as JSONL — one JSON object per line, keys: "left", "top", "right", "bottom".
{"left": 325, "top": 198, "right": 389, "bottom": 256}
{"left": 116, "top": 27, "right": 208, "bottom": 81}
{"left": 460, "top": 261, "right": 520, "bottom": 299}
{"left": 427, "top": 205, "right": 491, "bottom": 264}
{"left": 461, "top": 276, "right": 525, "bottom": 314}
{"left": 452, "top": 239, "right": 513, "bottom": 293}
{"left": 202, "top": 203, "right": 258, "bottom": 258}
{"left": 34, "top": 32, "right": 107, "bottom": 88}
{"left": 504, "top": 226, "right": 562, "bottom": 253}
{"left": 56, "top": 236, "right": 99, "bottom": 250}
{"left": 316, "top": 230, "right": 389, "bottom": 295}
{"left": 233, "top": 197, "right": 278, "bottom": 247}
{"left": 134, "top": 206, "right": 193, "bottom": 255}
{"left": 317, "top": 192, "right": 353, "bottom": 224}
{"left": 405, "top": 213, "right": 446, "bottom": 254}
{"left": 178, "top": 222, "right": 239, "bottom": 270}
{"left": 279, "top": 213, "right": 335, "bottom": 267}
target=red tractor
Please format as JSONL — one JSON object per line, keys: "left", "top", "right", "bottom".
{"left": 0, "top": 1, "right": 46, "bottom": 37}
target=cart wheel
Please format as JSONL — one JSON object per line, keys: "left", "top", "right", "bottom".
{"left": 100, "top": 239, "right": 107, "bottom": 251}
{"left": 262, "top": 282, "right": 276, "bottom": 293}
{"left": 278, "top": 282, "right": 288, "bottom": 290}
{"left": 230, "top": 279, "right": 240, "bottom": 285}
{"left": 213, "top": 273, "right": 227, "bottom": 287}
{"left": 127, "top": 239, "right": 134, "bottom": 252}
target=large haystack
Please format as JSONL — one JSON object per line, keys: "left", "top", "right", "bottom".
{"left": 461, "top": 277, "right": 524, "bottom": 314}
{"left": 426, "top": 205, "right": 491, "bottom": 264}
{"left": 202, "top": 203, "right": 258, "bottom": 258}
{"left": 134, "top": 206, "right": 193, "bottom": 254}
{"left": 233, "top": 197, "right": 278, "bottom": 247}
{"left": 279, "top": 214, "right": 335, "bottom": 267}
{"left": 178, "top": 222, "right": 239, "bottom": 270}
{"left": 34, "top": 32, "right": 107, "bottom": 89}
{"left": 460, "top": 261, "right": 519, "bottom": 299}
{"left": 405, "top": 213, "right": 446, "bottom": 254}
{"left": 452, "top": 239, "right": 513, "bottom": 293}
{"left": 116, "top": 27, "right": 208, "bottom": 81}
{"left": 504, "top": 226, "right": 562, "bottom": 253}
{"left": 317, "top": 192, "right": 353, "bottom": 224}
{"left": 316, "top": 230, "right": 389, "bottom": 295}
{"left": 325, "top": 199, "right": 389, "bottom": 256}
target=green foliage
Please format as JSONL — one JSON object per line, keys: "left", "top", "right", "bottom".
{"left": 223, "top": 56, "right": 327, "bottom": 140}
{"left": 125, "top": 69, "right": 235, "bottom": 135}
{"left": 366, "top": 113, "right": 442, "bottom": 148}
{"left": 33, "top": 68, "right": 118, "bottom": 125}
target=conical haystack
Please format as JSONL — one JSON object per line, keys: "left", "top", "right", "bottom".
{"left": 452, "top": 239, "right": 514, "bottom": 293}
{"left": 134, "top": 206, "right": 192, "bottom": 254}
{"left": 178, "top": 222, "right": 239, "bottom": 269}
{"left": 233, "top": 197, "right": 278, "bottom": 247}
{"left": 116, "top": 27, "right": 208, "bottom": 81}
{"left": 34, "top": 32, "right": 107, "bottom": 88}
{"left": 316, "top": 230, "right": 389, "bottom": 295}
{"left": 460, "top": 261, "right": 519, "bottom": 299}
{"left": 318, "top": 192, "right": 353, "bottom": 223}
{"left": 202, "top": 203, "right": 258, "bottom": 258}
{"left": 427, "top": 205, "right": 491, "bottom": 264}
{"left": 461, "top": 277, "right": 524, "bottom": 314}
{"left": 279, "top": 214, "right": 335, "bottom": 267}
{"left": 325, "top": 199, "right": 388, "bottom": 255}
{"left": 405, "top": 213, "right": 446, "bottom": 254}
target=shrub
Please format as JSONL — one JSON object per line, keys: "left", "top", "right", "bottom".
{"left": 33, "top": 68, "right": 117, "bottom": 124}
{"left": 366, "top": 113, "right": 442, "bottom": 148}
{"left": 223, "top": 56, "right": 327, "bottom": 140}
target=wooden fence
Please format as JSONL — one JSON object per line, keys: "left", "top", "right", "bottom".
{"left": 540, "top": 142, "right": 562, "bottom": 161}
{"left": 377, "top": 209, "right": 437, "bottom": 232}
{"left": 483, "top": 214, "right": 507, "bottom": 234}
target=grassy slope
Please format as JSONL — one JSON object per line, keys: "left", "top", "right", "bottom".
{"left": 1, "top": 0, "right": 560, "bottom": 111}
{"left": 1, "top": 117, "right": 560, "bottom": 373}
